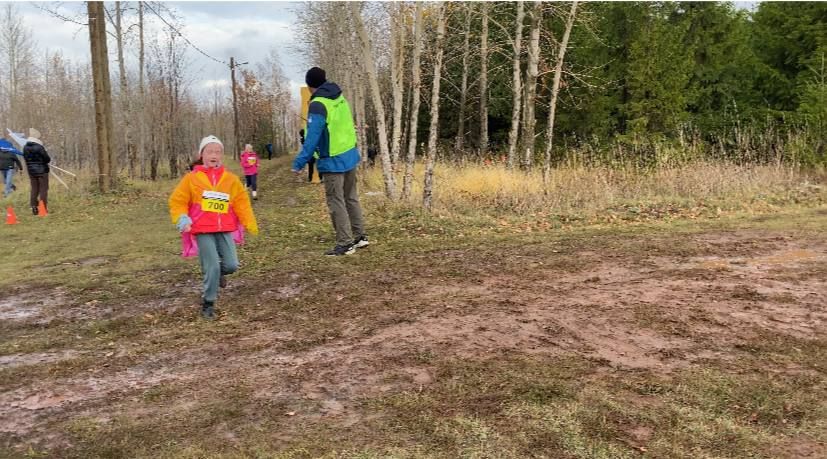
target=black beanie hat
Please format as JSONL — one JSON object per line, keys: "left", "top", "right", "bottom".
{"left": 305, "top": 67, "right": 326, "bottom": 88}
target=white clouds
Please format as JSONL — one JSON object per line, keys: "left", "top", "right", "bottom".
{"left": 19, "top": 1, "right": 307, "bottom": 101}
{"left": 201, "top": 79, "right": 230, "bottom": 89}
{"left": 21, "top": 3, "right": 90, "bottom": 64}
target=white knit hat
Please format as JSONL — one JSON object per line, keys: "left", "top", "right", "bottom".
{"left": 198, "top": 135, "right": 223, "bottom": 155}
{"left": 28, "top": 128, "right": 43, "bottom": 146}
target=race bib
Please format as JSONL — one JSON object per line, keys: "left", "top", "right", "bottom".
{"left": 247, "top": 157, "right": 257, "bottom": 165}
{"left": 201, "top": 190, "right": 230, "bottom": 214}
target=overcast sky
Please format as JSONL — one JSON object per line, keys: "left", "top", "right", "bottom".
{"left": 19, "top": 0, "right": 759, "bottom": 104}
{"left": 22, "top": 1, "right": 307, "bottom": 101}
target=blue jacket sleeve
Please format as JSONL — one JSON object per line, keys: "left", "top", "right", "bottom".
{"left": 292, "top": 113, "right": 326, "bottom": 171}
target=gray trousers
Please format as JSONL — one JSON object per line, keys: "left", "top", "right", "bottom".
{"left": 195, "top": 232, "right": 239, "bottom": 302}
{"left": 322, "top": 169, "right": 365, "bottom": 247}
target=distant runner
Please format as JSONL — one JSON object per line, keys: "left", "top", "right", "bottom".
{"left": 240, "top": 144, "right": 259, "bottom": 200}
{"left": 0, "top": 139, "right": 23, "bottom": 198}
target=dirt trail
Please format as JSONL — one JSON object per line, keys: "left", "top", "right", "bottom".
{"left": 2, "top": 226, "right": 826, "bottom": 452}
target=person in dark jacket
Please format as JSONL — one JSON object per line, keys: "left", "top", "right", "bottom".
{"left": 0, "top": 141, "right": 23, "bottom": 198}
{"left": 367, "top": 148, "right": 377, "bottom": 167}
{"left": 292, "top": 67, "right": 369, "bottom": 256}
{"left": 23, "top": 129, "right": 50, "bottom": 215}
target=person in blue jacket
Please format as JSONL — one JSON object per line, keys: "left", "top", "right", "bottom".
{"left": 292, "top": 67, "right": 369, "bottom": 256}
{"left": 0, "top": 139, "right": 23, "bottom": 198}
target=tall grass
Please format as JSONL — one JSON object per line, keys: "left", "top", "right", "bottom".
{"left": 362, "top": 158, "right": 823, "bottom": 217}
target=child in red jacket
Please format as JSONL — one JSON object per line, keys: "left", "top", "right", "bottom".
{"left": 169, "top": 136, "right": 258, "bottom": 320}
{"left": 240, "top": 144, "right": 259, "bottom": 200}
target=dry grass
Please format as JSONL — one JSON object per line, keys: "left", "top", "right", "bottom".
{"left": 362, "top": 160, "right": 823, "bottom": 216}
{"left": 3, "top": 158, "right": 827, "bottom": 457}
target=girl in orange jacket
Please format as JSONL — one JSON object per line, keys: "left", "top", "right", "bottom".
{"left": 169, "top": 135, "right": 258, "bottom": 319}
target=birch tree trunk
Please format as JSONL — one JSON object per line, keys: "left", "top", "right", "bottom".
{"left": 350, "top": 2, "right": 396, "bottom": 200}
{"left": 521, "top": 1, "right": 542, "bottom": 169}
{"left": 543, "top": 1, "right": 578, "bottom": 188}
{"left": 346, "top": 30, "right": 368, "bottom": 165}
{"left": 354, "top": 78, "right": 368, "bottom": 158}
{"left": 138, "top": 1, "right": 146, "bottom": 179}
{"left": 402, "top": 2, "right": 423, "bottom": 200}
{"left": 167, "top": 35, "right": 177, "bottom": 176}
{"left": 479, "top": 3, "right": 489, "bottom": 156}
{"left": 337, "top": 18, "right": 365, "bottom": 155}
{"left": 506, "top": 1, "right": 525, "bottom": 169}
{"left": 454, "top": 4, "right": 472, "bottom": 152}
{"left": 113, "top": 2, "right": 135, "bottom": 178}
{"left": 88, "top": 1, "right": 115, "bottom": 192}
{"left": 422, "top": 3, "right": 446, "bottom": 210}
{"left": 390, "top": 2, "right": 406, "bottom": 168}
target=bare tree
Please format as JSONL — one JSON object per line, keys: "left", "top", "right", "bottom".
{"left": 423, "top": 3, "right": 446, "bottom": 210}
{"left": 107, "top": 2, "right": 136, "bottom": 177}
{"left": 454, "top": 4, "right": 472, "bottom": 152}
{"left": 88, "top": 1, "right": 115, "bottom": 191}
{"left": 0, "top": 1, "right": 285, "bottom": 183}
{"left": 543, "top": 1, "right": 578, "bottom": 187}
{"left": 350, "top": 2, "right": 396, "bottom": 200}
{"left": 258, "top": 47, "right": 294, "bottom": 155}
{"left": 0, "top": 4, "right": 35, "bottom": 129}
{"left": 402, "top": 2, "right": 423, "bottom": 200}
{"left": 138, "top": 1, "right": 147, "bottom": 178}
{"left": 390, "top": 2, "right": 406, "bottom": 167}
{"left": 506, "top": 1, "right": 525, "bottom": 169}
{"left": 479, "top": 2, "right": 489, "bottom": 155}
{"left": 521, "top": 2, "right": 542, "bottom": 169}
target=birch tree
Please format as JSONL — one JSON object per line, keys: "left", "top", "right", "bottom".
{"left": 521, "top": 2, "right": 542, "bottom": 169}
{"left": 402, "top": 2, "right": 423, "bottom": 200}
{"left": 454, "top": 4, "right": 472, "bottom": 152}
{"left": 350, "top": 2, "right": 396, "bottom": 200}
{"left": 390, "top": 2, "right": 406, "bottom": 167}
{"left": 506, "top": 1, "right": 525, "bottom": 169}
{"left": 107, "top": 2, "right": 135, "bottom": 177}
{"left": 423, "top": 3, "right": 446, "bottom": 210}
{"left": 479, "top": 2, "right": 489, "bottom": 155}
{"left": 543, "top": 1, "right": 578, "bottom": 187}
{"left": 138, "top": 1, "right": 147, "bottom": 178}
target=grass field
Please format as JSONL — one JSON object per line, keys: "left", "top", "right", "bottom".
{"left": 1, "top": 158, "right": 825, "bottom": 458}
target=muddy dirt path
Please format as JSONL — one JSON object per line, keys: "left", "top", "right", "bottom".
{"left": 2, "top": 219, "right": 825, "bottom": 455}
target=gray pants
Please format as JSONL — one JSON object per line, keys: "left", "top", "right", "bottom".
{"left": 322, "top": 169, "right": 365, "bottom": 247}
{"left": 195, "top": 232, "right": 239, "bottom": 302}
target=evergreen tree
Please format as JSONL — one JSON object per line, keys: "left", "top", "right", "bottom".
{"left": 751, "top": 2, "right": 827, "bottom": 112}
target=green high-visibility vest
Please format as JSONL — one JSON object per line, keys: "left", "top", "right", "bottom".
{"left": 311, "top": 95, "right": 357, "bottom": 158}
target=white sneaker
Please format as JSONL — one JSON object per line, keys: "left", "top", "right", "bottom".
{"left": 353, "top": 235, "right": 370, "bottom": 248}
{"left": 252, "top": 191, "right": 258, "bottom": 200}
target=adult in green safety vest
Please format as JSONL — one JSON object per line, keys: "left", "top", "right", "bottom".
{"left": 292, "top": 67, "right": 370, "bottom": 256}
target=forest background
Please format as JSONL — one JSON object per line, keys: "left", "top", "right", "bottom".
{"left": 1, "top": 1, "right": 826, "bottom": 207}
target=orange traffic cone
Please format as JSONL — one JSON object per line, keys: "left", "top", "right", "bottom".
{"left": 37, "top": 200, "right": 48, "bottom": 217}
{"left": 5, "top": 206, "right": 18, "bottom": 224}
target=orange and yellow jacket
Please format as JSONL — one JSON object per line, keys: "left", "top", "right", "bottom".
{"left": 168, "top": 165, "right": 258, "bottom": 235}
